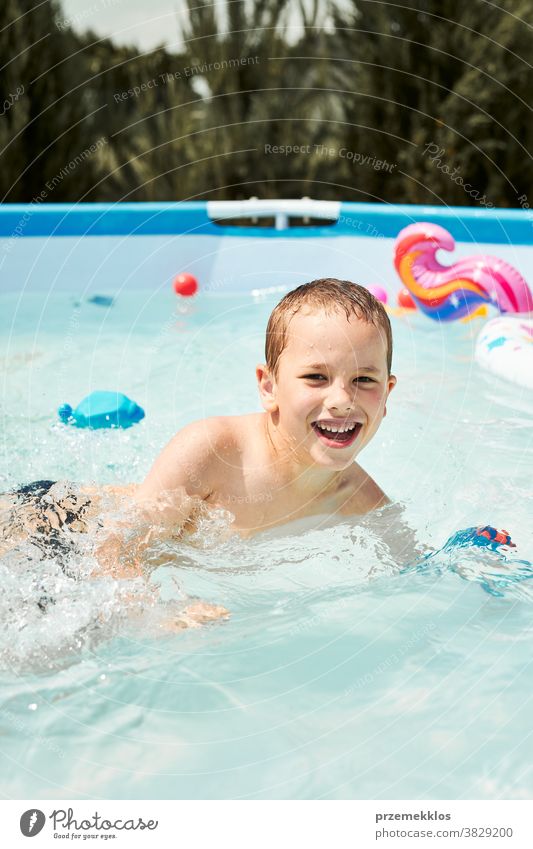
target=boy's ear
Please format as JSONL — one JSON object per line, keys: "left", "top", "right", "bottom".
{"left": 256, "top": 364, "right": 278, "bottom": 412}
{"left": 383, "top": 374, "right": 397, "bottom": 418}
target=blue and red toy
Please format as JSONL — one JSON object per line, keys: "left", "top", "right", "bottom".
{"left": 444, "top": 526, "right": 516, "bottom": 552}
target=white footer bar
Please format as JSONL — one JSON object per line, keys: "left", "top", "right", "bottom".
{"left": 3, "top": 800, "right": 532, "bottom": 848}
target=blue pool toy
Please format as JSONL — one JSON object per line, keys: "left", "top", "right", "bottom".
{"left": 87, "top": 294, "right": 115, "bottom": 307}
{"left": 444, "top": 526, "right": 515, "bottom": 552}
{"left": 402, "top": 526, "right": 527, "bottom": 599}
{"left": 58, "top": 391, "right": 145, "bottom": 429}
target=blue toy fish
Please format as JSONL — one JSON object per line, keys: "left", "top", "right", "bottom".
{"left": 58, "top": 391, "right": 145, "bottom": 429}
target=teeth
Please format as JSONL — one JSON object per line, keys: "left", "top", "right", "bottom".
{"left": 316, "top": 422, "right": 357, "bottom": 433}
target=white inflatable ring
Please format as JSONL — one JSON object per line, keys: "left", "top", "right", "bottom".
{"left": 475, "top": 315, "right": 533, "bottom": 389}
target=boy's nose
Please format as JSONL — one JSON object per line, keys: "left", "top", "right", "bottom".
{"left": 325, "top": 383, "right": 355, "bottom": 413}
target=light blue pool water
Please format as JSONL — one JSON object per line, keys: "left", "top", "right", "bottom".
{"left": 1, "top": 203, "right": 532, "bottom": 800}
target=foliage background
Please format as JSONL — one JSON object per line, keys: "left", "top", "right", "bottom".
{"left": 0, "top": 0, "right": 531, "bottom": 206}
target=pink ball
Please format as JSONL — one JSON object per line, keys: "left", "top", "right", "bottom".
{"left": 173, "top": 272, "right": 198, "bottom": 297}
{"left": 367, "top": 284, "right": 388, "bottom": 304}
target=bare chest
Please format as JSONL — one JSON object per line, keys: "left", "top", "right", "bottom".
{"left": 205, "top": 469, "right": 355, "bottom": 536}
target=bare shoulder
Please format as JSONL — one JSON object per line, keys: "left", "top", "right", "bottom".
{"left": 136, "top": 416, "right": 240, "bottom": 502}
{"left": 176, "top": 415, "right": 237, "bottom": 452}
{"left": 338, "top": 463, "right": 390, "bottom": 515}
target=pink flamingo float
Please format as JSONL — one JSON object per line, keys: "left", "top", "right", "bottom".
{"left": 394, "top": 223, "right": 533, "bottom": 321}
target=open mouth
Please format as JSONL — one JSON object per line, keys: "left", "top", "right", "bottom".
{"left": 311, "top": 420, "right": 362, "bottom": 449}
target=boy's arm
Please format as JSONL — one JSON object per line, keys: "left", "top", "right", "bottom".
{"left": 340, "top": 470, "right": 430, "bottom": 567}
{"left": 94, "top": 419, "right": 226, "bottom": 576}
{"left": 340, "top": 470, "right": 517, "bottom": 575}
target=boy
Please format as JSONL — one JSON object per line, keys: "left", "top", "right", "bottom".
{"left": 1, "top": 279, "right": 514, "bottom": 624}
{"left": 133, "top": 277, "right": 396, "bottom": 537}
{"left": 0, "top": 279, "right": 396, "bottom": 628}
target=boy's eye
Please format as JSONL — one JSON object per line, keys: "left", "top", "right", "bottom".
{"left": 301, "top": 374, "right": 377, "bottom": 384}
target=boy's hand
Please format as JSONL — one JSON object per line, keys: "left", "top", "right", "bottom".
{"left": 158, "top": 601, "right": 230, "bottom": 632}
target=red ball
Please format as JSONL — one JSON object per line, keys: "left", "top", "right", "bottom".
{"left": 397, "top": 287, "right": 416, "bottom": 309}
{"left": 173, "top": 272, "right": 198, "bottom": 297}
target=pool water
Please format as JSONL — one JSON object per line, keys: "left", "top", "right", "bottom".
{"left": 1, "top": 289, "right": 532, "bottom": 800}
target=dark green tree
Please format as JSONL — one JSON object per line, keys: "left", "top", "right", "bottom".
{"left": 0, "top": 0, "right": 530, "bottom": 205}
{"left": 331, "top": 0, "right": 533, "bottom": 206}
{"left": 0, "top": 0, "right": 104, "bottom": 201}
{"left": 174, "top": 0, "right": 339, "bottom": 200}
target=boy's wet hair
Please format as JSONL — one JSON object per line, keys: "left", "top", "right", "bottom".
{"left": 265, "top": 278, "right": 393, "bottom": 375}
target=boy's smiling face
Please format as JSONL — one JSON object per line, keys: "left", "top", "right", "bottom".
{"left": 258, "top": 307, "right": 396, "bottom": 471}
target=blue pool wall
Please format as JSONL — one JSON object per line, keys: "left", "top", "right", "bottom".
{"left": 0, "top": 202, "right": 531, "bottom": 295}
